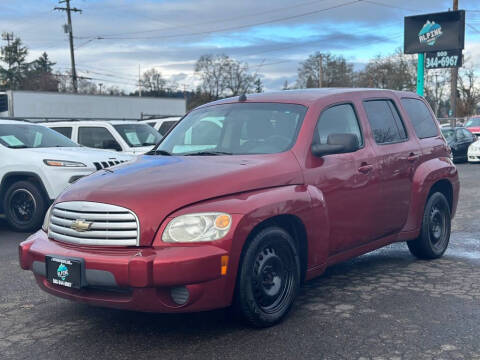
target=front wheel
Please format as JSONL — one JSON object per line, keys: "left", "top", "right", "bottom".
{"left": 3, "top": 181, "right": 46, "bottom": 232}
{"left": 407, "top": 192, "right": 451, "bottom": 260}
{"left": 234, "top": 227, "right": 300, "bottom": 328}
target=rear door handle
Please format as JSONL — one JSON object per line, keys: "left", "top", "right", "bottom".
{"left": 407, "top": 153, "right": 419, "bottom": 162}
{"left": 358, "top": 164, "right": 373, "bottom": 174}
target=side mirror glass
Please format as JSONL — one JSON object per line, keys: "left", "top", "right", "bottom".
{"left": 311, "top": 133, "right": 359, "bottom": 157}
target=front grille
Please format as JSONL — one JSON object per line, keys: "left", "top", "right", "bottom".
{"left": 93, "top": 160, "right": 126, "bottom": 171}
{"left": 48, "top": 201, "right": 139, "bottom": 246}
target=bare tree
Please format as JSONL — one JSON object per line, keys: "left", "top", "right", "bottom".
{"left": 297, "top": 52, "right": 354, "bottom": 88}
{"left": 355, "top": 49, "right": 416, "bottom": 91}
{"left": 140, "top": 68, "right": 167, "bottom": 95}
{"left": 195, "top": 54, "right": 259, "bottom": 99}
{"left": 424, "top": 69, "right": 449, "bottom": 116}
{"left": 457, "top": 67, "right": 480, "bottom": 117}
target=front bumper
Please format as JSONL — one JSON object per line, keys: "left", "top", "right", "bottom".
{"left": 468, "top": 150, "right": 480, "bottom": 162}
{"left": 19, "top": 231, "right": 231, "bottom": 312}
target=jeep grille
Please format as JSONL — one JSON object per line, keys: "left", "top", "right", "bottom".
{"left": 93, "top": 160, "right": 127, "bottom": 171}
{"left": 48, "top": 201, "right": 139, "bottom": 246}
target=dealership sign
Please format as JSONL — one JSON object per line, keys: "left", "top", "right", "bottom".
{"left": 404, "top": 10, "right": 465, "bottom": 54}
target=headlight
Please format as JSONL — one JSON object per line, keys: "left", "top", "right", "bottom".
{"left": 43, "top": 159, "right": 86, "bottom": 167}
{"left": 162, "top": 212, "right": 232, "bottom": 243}
{"left": 42, "top": 205, "right": 53, "bottom": 232}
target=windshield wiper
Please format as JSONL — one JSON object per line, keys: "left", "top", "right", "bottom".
{"left": 147, "top": 149, "right": 172, "bottom": 156}
{"left": 184, "top": 151, "right": 233, "bottom": 156}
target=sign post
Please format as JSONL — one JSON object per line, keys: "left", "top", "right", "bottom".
{"left": 404, "top": 10, "right": 465, "bottom": 97}
{"left": 417, "top": 53, "right": 425, "bottom": 96}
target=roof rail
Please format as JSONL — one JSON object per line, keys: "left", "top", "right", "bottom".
{"left": 0, "top": 116, "right": 176, "bottom": 123}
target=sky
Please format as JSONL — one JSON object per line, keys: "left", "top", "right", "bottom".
{"left": 1, "top": 0, "right": 480, "bottom": 92}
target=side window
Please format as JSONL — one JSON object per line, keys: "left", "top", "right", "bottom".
{"left": 314, "top": 104, "right": 363, "bottom": 147}
{"left": 78, "top": 127, "right": 122, "bottom": 151}
{"left": 146, "top": 122, "right": 156, "bottom": 128}
{"left": 363, "top": 100, "right": 407, "bottom": 144}
{"left": 456, "top": 129, "right": 465, "bottom": 141}
{"left": 51, "top": 127, "right": 72, "bottom": 139}
{"left": 401, "top": 98, "right": 438, "bottom": 139}
{"left": 159, "top": 121, "right": 177, "bottom": 136}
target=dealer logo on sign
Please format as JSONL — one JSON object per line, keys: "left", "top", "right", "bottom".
{"left": 418, "top": 20, "right": 443, "bottom": 46}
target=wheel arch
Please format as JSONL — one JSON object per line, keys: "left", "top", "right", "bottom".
{"left": 0, "top": 172, "right": 51, "bottom": 213}
{"left": 241, "top": 214, "right": 308, "bottom": 283}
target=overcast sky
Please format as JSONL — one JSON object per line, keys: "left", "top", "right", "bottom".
{"left": 1, "top": 0, "right": 480, "bottom": 92}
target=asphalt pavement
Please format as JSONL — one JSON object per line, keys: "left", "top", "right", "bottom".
{"left": 1, "top": 163, "right": 479, "bottom": 360}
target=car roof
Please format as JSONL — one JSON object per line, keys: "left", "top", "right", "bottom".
{"left": 197, "top": 88, "right": 420, "bottom": 109}
{"left": 141, "top": 117, "right": 181, "bottom": 122}
{"left": 0, "top": 119, "right": 45, "bottom": 126}
{"left": 41, "top": 120, "right": 145, "bottom": 126}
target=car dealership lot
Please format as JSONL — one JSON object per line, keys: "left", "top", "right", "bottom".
{"left": 1, "top": 163, "right": 479, "bottom": 360}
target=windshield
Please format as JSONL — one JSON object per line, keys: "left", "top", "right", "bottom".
{"left": 113, "top": 123, "right": 162, "bottom": 147}
{"left": 157, "top": 103, "right": 307, "bottom": 155}
{"left": 465, "top": 117, "right": 480, "bottom": 127}
{"left": 0, "top": 123, "right": 78, "bottom": 149}
{"left": 441, "top": 129, "right": 455, "bottom": 142}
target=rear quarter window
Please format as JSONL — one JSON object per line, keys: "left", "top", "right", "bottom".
{"left": 401, "top": 98, "right": 438, "bottom": 139}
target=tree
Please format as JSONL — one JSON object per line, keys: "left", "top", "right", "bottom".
{"left": 254, "top": 78, "right": 263, "bottom": 93}
{"left": 424, "top": 70, "right": 449, "bottom": 117}
{"left": 194, "top": 54, "right": 259, "bottom": 99}
{"left": 21, "top": 52, "right": 59, "bottom": 91}
{"left": 457, "top": 67, "right": 480, "bottom": 117}
{"left": 297, "top": 52, "right": 354, "bottom": 88}
{"left": 355, "top": 49, "right": 416, "bottom": 91}
{"left": 140, "top": 68, "right": 167, "bottom": 95}
{"left": 0, "top": 33, "right": 28, "bottom": 90}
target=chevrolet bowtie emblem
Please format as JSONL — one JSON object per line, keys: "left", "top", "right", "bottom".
{"left": 70, "top": 219, "right": 93, "bottom": 232}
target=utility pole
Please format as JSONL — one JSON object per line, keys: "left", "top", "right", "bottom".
{"left": 450, "top": 0, "right": 459, "bottom": 124}
{"left": 138, "top": 65, "right": 142, "bottom": 97}
{"left": 54, "top": 0, "right": 82, "bottom": 93}
{"left": 318, "top": 54, "right": 323, "bottom": 88}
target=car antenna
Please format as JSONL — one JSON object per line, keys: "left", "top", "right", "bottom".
{"left": 239, "top": 93, "right": 247, "bottom": 102}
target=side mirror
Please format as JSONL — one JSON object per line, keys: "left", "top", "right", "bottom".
{"left": 311, "top": 133, "right": 359, "bottom": 157}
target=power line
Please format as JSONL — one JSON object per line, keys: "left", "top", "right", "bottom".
{"left": 78, "top": 0, "right": 364, "bottom": 40}
{"left": 82, "top": 0, "right": 333, "bottom": 38}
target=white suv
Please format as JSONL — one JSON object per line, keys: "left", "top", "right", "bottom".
{"left": 0, "top": 120, "right": 133, "bottom": 231}
{"left": 142, "top": 117, "right": 180, "bottom": 136}
{"left": 43, "top": 120, "right": 162, "bottom": 155}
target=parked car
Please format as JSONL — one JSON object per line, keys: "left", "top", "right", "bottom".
{"left": 467, "top": 138, "right": 480, "bottom": 163}
{"left": 0, "top": 120, "right": 133, "bottom": 231}
{"left": 142, "top": 117, "right": 180, "bottom": 136}
{"left": 465, "top": 115, "right": 480, "bottom": 137}
{"left": 20, "top": 89, "right": 459, "bottom": 327}
{"left": 43, "top": 120, "right": 162, "bottom": 155}
{"left": 441, "top": 127, "right": 476, "bottom": 163}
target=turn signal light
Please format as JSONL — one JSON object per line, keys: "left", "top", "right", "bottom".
{"left": 221, "top": 255, "right": 229, "bottom": 275}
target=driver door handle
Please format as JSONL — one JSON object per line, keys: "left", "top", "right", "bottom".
{"left": 407, "top": 152, "right": 420, "bottom": 162}
{"left": 358, "top": 163, "right": 373, "bottom": 174}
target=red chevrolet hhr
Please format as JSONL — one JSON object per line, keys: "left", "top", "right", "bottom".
{"left": 19, "top": 89, "right": 459, "bottom": 327}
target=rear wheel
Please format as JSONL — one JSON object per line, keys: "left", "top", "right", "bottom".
{"left": 407, "top": 192, "right": 451, "bottom": 260}
{"left": 3, "top": 181, "right": 46, "bottom": 232}
{"left": 234, "top": 227, "right": 300, "bottom": 328}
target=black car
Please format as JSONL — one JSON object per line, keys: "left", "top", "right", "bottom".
{"left": 441, "top": 127, "right": 476, "bottom": 162}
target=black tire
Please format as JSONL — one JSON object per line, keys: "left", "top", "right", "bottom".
{"left": 234, "top": 226, "right": 300, "bottom": 328}
{"left": 3, "top": 181, "right": 46, "bottom": 232}
{"left": 407, "top": 192, "right": 451, "bottom": 260}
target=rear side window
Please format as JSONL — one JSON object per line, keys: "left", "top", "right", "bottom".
{"left": 314, "top": 103, "right": 363, "bottom": 146}
{"left": 363, "top": 100, "right": 407, "bottom": 144}
{"left": 401, "top": 98, "right": 438, "bottom": 139}
{"left": 78, "top": 127, "right": 121, "bottom": 151}
{"left": 159, "top": 121, "right": 177, "bottom": 136}
{"left": 51, "top": 127, "right": 72, "bottom": 139}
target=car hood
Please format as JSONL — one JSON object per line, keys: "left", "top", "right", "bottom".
{"left": 17, "top": 146, "right": 133, "bottom": 163}
{"left": 126, "top": 146, "right": 155, "bottom": 155}
{"left": 56, "top": 152, "right": 303, "bottom": 245}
